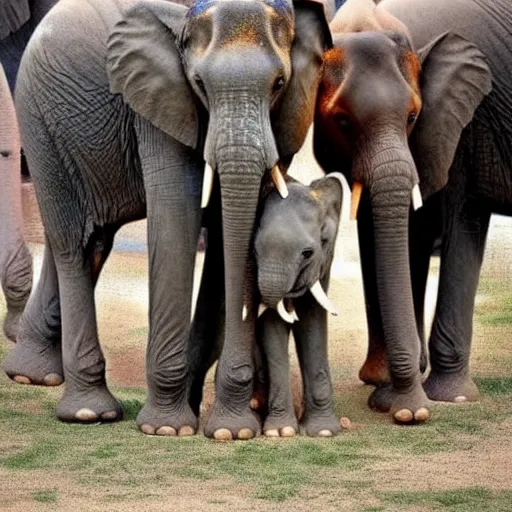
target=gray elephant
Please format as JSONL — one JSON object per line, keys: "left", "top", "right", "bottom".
{"left": 0, "top": 63, "right": 32, "bottom": 342}
{"left": 4, "top": 0, "right": 331, "bottom": 440}
{"left": 254, "top": 174, "right": 348, "bottom": 437}
{"left": 312, "top": 0, "right": 509, "bottom": 423}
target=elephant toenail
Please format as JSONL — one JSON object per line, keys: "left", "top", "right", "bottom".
{"left": 394, "top": 409, "right": 414, "bottom": 423}
{"left": 43, "top": 373, "right": 63, "bottom": 386}
{"left": 13, "top": 375, "right": 31, "bottom": 384}
{"left": 140, "top": 424, "right": 156, "bottom": 435}
{"left": 454, "top": 395, "right": 468, "bottom": 403}
{"left": 156, "top": 426, "right": 177, "bottom": 436}
{"left": 213, "top": 428, "right": 233, "bottom": 441}
{"left": 75, "top": 408, "right": 98, "bottom": 421}
{"left": 264, "top": 429, "right": 280, "bottom": 437}
{"left": 317, "top": 429, "right": 333, "bottom": 437}
{"left": 280, "top": 426, "right": 296, "bottom": 437}
{"left": 178, "top": 425, "right": 195, "bottom": 437}
{"left": 414, "top": 408, "right": 431, "bottom": 422}
{"left": 101, "top": 411, "right": 118, "bottom": 420}
{"left": 237, "top": 428, "right": 254, "bottom": 440}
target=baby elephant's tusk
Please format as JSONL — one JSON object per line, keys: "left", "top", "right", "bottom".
{"left": 258, "top": 304, "right": 268, "bottom": 318}
{"left": 326, "top": 172, "right": 351, "bottom": 224}
{"left": 277, "top": 300, "right": 295, "bottom": 323}
{"left": 201, "top": 162, "right": 214, "bottom": 208}
{"left": 310, "top": 281, "right": 338, "bottom": 316}
{"left": 350, "top": 181, "right": 363, "bottom": 220}
{"left": 291, "top": 308, "right": 299, "bottom": 322}
{"left": 270, "top": 165, "right": 289, "bottom": 199}
{"left": 412, "top": 184, "right": 423, "bottom": 211}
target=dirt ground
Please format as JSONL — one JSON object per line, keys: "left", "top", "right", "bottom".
{"left": 3, "top": 129, "right": 511, "bottom": 511}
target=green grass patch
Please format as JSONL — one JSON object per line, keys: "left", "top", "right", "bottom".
{"left": 32, "top": 489, "right": 58, "bottom": 503}
{"left": 2, "top": 441, "right": 59, "bottom": 469}
{"left": 381, "top": 488, "right": 512, "bottom": 511}
{"left": 475, "top": 376, "right": 512, "bottom": 396}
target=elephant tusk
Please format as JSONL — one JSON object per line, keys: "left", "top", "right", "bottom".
{"left": 242, "top": 304, "right": 248, "bottom": 322}
{"left": 277, "top": 300, "right": 295, "bottom": 323}
{"left": 201, "top": 163, "right": 214, "bottom": 209}
{"left": 258, "top": 304, "right": 268, "bottom": 318}
{"left": 270, "top": 165, "right": 289, "bottom": 199}
{"left": 291, "top": 308, "right": 299, "bottom": 322}
{"left": 326, "top": 172, "right": 351, "bottom": 224}
{"left": 310, "top": 281, "right": 338, "bottom": 316}
{"left": 350, "top": 181, "right": 363, "bottom": 220}
{"left": 412, "top": 184, "right": 423, "bottom": 211}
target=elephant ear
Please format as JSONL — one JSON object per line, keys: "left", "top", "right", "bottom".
{"left": 310, "top": 175, "right": 343, "bottom": 264}
{"left": 106, "top": 0, "right": 199, "bottom": 149}
{"left": 410, "top": 32, "right": 492, "bottom": 198}
{"left": 273, "top": 0, "right": 332, "bottom": 166}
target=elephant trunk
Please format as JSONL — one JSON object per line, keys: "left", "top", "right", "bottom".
{"left": 257, "top": 264, "right": 294, "bottom": 309}
{"left": 366, "top": 155, "right": 420, "bottom": 391}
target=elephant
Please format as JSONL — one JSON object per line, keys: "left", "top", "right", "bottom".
{"left": 313, "top": 0, "right": 508, "bottom": 423}
{"left": 254, "top": 173, "right": 349, "bottom": 437}
{"left": 3, "top": 0, "right": 332, "bottom": 440}
{"left": 0, "top": 63, "right": 32, "bottom": 342}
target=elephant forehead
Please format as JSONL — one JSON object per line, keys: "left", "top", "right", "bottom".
{"left": 189, "top": 0, "right": 292, "bottom": 18}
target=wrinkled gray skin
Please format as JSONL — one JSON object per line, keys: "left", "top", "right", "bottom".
{"left": 314, "top": 0, "right": 506, "bottom": 423}
{"left": 254, "top": 177, "right": 343, "bottom": 437}
{"left": 4, "top": 0, "right": 331, "bottom": 439}
{"left": 0, "top": 63, "right": 32, "bottom": 342}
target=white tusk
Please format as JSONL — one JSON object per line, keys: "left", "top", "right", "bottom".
{"left": 412, "top": 184, "right": 423, "bottom": 211}
{"left": 310, "top": 281, "right": 338, "bottom": 316}
{"left": 277, "top": 299, "right": 295, "bottom": 323}
{"left": 291, "top": 308, "right": 299, "bottom": 322}
{"left": 270, "top": 165, "right": 289, "bottom": 199}
{"left": 350, "top": 181, "right": 363, "bottom": 220}
{"left": 242, "top": 304, "right": 248, "bottom": 322}
{"left": 201, "top": 163, "right": 214, "bottom": 208}
{"left": 326, "top": 172, "right": 351, "bottom": 224}
{"left": 258, "top": 304, "right": 268, "bottom": 318}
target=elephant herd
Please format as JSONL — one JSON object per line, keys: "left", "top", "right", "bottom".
{"left": 0, "top": 0, "right": 510, "bottom": 440}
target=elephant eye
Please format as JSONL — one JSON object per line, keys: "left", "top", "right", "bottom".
{"left": 272, "top": 75, "right": 285, "bottom": 94}
{"left": 302, "top": 249, "right": 314, "bottom": 260}
{"left": 194, "top": 75, "right": 206, "bottom": 96}
{"left": 337, "top": 114, "right": 352, "bottom": 132}
{"left": 407, "top": 112, "right": 417, "bottom": 125}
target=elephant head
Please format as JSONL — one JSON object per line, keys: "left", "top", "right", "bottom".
{"left": 313, "top": 0, "right": 491, "bottom": 397}
{"left": 254, "top": 174, "right": 348, "bottom": 322}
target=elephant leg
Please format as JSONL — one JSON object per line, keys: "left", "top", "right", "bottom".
{"left": 134, "top": 118, "right": 203, "bottom": 436}
{"left": 3, "top": 243, "right": 62, "bottom": 386}
{"left": 293, "top": 291, "right": 341, "bottom": 437}
{"left": 357, "top": 195, "right": 390, "bottom": 386}
{"left": 188, "top": 181, "right": 226, "bottom": 417}
{"left": 258, "top": 309, "right": 296, "bottom": 437}
{"left": 409, "top": 193, "right": 442, "bottom": 376}
{"left": 54, "top": 241, "right": 122, "bottom": 423}
{"left": 423, "top": 198, "right": 490, "bottom": 403}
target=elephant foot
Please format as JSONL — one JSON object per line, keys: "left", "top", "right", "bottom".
{"left": 204, "top": 403, "right": 261, "bottom": 440}
{"left": 3, "top": 306, "right": 24, "bottom": 342}
{"left": 56, "top": 384, "right": 123, "bottom": 423}
{"left": 136, "top": 402, "right": 198, "bottom": 436}
{"left": 3, "top": 337, "right": 63, "bottom": 386}
{"left": 358, "top": 344, "right": 391, "bottom": 386}
{"left": 423, "top": 370, "right": 479, "bottom": 403}
{"left": 368, "top": 384, "right": 431, "bottom": 424}
{"left": 263, "top": 412, "right": 298, "bottom": 438}
{"left": 301, "top": 409, "right": 342, "bottom": 437}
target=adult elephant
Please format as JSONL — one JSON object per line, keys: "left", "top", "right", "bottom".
{"left": 4, "top": 0, "right": 331, "bottom": 440}
{"left": 0, "top": 63, "right": 32, "bottom": 342}
{"left": 313, "top": 0, "right": 508, "bottom": 423}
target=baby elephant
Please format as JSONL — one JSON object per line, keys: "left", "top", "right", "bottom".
{"left": 254, "top": 173, "right": 349, "bottom": 437}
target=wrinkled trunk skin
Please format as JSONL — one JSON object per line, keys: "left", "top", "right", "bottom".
{"left": 203, "top": 94, "right": 276, "bottom": 436}
{"left": 370, "top": 170, "right": 420, "bottom": 391}
{"left": 0, "top": 64, "right": 32, "bottom": 341}
{"left": 258, "top": 264, "right": 295, "bottom": 309}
